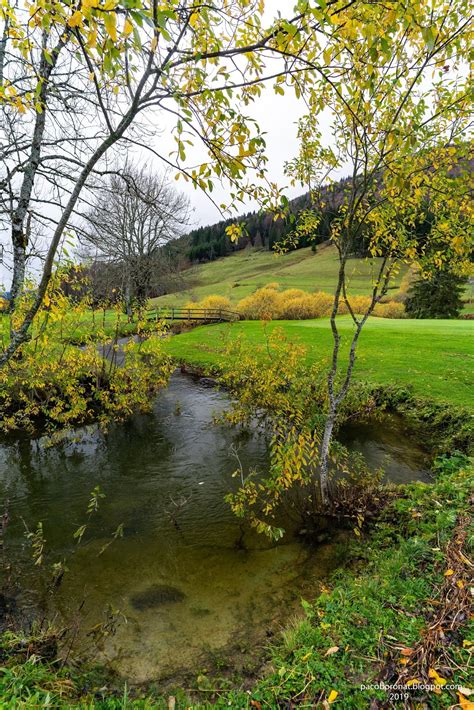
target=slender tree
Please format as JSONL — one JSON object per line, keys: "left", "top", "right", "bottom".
{"left": 81, "top": 165, "right": 190, "bottom": 314}
{"left": 284, "top": 0, "right": 473, "bottom": 505}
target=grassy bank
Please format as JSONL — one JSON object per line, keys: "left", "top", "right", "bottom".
{"left": 163, "top": 317, "right": 474, "bottom": 408}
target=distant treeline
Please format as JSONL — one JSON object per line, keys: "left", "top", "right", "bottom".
{"left": 184, "top": 151, "right": 472, "bottom": 264}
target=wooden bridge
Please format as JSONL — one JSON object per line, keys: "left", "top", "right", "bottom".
{"left": 146, "top": 307, "right": 241, "bottom": 323}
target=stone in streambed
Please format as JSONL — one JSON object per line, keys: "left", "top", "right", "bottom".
{"left": 130, "top": 584, "right": 185, "bottom": 610}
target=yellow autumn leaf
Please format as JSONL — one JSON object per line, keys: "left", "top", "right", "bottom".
{"left": 189, "top": 12, "right": 199, "bottom": 28}
{"left": 428, "top": 669, "right": 447, "bottom": 686}
{"left": 67, "top": 10, "right": 83, "bottom": 28}
{"left": 103, "top": 12, "right": 117, "bottom": 42}
{"left": 458, "top": 692, "right": 474, "bottom": 710}
{"left": 325, "top": 646, "right": 339, "bottom": 656}
{"left": 328, "top": 690, "right": 338, "bottom": 703}
{"left": 123, "top": 17, "right": 133, "bottom": 36}
{"left": 444, "top": 569, "right": 455, "bottom": 576}
{"left": 86, "top": 28, "right": 97, "bottom": 48}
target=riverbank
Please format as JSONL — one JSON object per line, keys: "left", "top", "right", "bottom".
{"left": 1, "top": 452, "right": 472, "bottom": 708}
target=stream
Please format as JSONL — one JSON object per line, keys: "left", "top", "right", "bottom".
{"left": 0, "top": 372, "right": 431, "bottom": 682}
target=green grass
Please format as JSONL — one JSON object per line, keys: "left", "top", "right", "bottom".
{"left": 0, "top": 308, "right": 144, "bottom": 346}
{"left": 164, "top": 316, "right": 474, "bottom": 407}
{"left": 150, "top": 245, "right": 408, "bottom": 307}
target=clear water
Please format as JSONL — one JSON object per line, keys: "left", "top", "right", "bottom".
{"left": 0, "top": 373, "right": 430, "bottom": 681}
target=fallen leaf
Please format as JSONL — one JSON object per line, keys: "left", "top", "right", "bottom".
{"left": 401, "top": 647, "right": 414, "bottom": 656}
{"left": 328, "top": 690, "right": 338, "bottom": 703}
{"left": 325, "top": 646, "right": 340, "bottom": 656}
{"left": 301, "top": 651, "right": 312, "bottom": 661}
{"left": 444, "top": 569, "right": 455, "bottom": 576}
{"left": 459, "top": 687, "right": 474, "bottom": 696}
{"left": 250, "top": 702, "right": 262, "bottom": 710}
{"left": 458, "top": 692, "right": 474, "bottom": 709}
{"left": 428, "top": 668, "right": 447, "bottom": 686}
{"left": 406, "top": 678, "right": 421, "bottom": 687}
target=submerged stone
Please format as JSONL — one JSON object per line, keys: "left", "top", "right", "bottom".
{"left": 130, "top": 584, "right": 185, "bottom": 610}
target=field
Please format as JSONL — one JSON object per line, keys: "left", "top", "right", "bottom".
{"left": 150, "top": 244, "right": 409, "bottom": 307}
{"left": 164, "top": 316, "right": 474, "bottom": 407}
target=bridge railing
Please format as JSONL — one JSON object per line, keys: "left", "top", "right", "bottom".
{"left": 146, "top": 307, "right": 241, "bottom": 322}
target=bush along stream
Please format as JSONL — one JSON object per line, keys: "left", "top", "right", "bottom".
{"left": 0, "top": 332, "right": 472, "bottom": 709}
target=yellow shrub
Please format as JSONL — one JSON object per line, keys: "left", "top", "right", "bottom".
{"left": 393, "top": 266, "right": 418, "bottom": 303}
{"left": 373, "top": 301, "right": 405, "bottom": 318}
{"left": 184, "top": 295, "right": 232, "bottom": 312}
{"left": 280, "top": 292, "right": 333, "bottom": 319}
{"left": 338, "top": 296, "right": 405, "bottom": 318}
{"left": 347, "top": 295, "right": 372, "bottom": 314}
{"left": 196, "top": 295, "right": 233, "bottom": 311}
{"left": 280, "top": 288, "right": 307, "bottom": 301}
{"left": 237, "top": 287, "right": 282, "bottom": 320}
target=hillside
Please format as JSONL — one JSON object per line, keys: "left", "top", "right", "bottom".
{"left": 150, "top": 243, "right": 408, "bottom": 307}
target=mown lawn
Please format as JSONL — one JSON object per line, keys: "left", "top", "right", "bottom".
{"left": 164, "top": 317, "right": 474, "bottom": 407}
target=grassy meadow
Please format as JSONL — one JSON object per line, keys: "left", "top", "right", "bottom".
{"left": 150, "top": 244, "right": 409, "bottom": 307}
{"left": 164, "top": 317, "right": 474, "bottom": 407}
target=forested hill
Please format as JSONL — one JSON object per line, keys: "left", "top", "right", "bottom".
{"left": 184, "top": 178, "right": 351, "bottom": 264}
{"left": 183, "top": 151, "right": 472, "bottom": 265}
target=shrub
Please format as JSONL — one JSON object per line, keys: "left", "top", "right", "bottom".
{"left": 221, "top": 284, "right": 406, "bottom": 320}
{"left": 337, "top": 296, "right": 404, "bottom": 318}
{"left": 184, "top": 295, "right": 233, "bottom": 313}
{"left": 393, "top": 266, "right": 417, "bottom": 303}
{"left": 237, "top": 287, "right": 283, "bottom": 320}
{"left": 196, "top": 295, "right": 233, "bottom": 311}
{"left": 373, "top": 301, "right": 405, "bottom": 318}
{"left": 280, "top": 292, "right": 333, "bottom": 319}
{"left": 340, "top": 295, "right": 372, "bottom": 314}
{"left": 280, "top": 288, "right": 308, "bottom": 301}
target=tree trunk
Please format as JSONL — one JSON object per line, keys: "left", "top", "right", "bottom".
{"left": 319, "top": 405, "right": 336, "bottom": 508}
{"left": 9, "top": 233, "right": 26, "bottom": 319}
{"left": 124, "top": 279, "right": 132, "bottom": 318}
